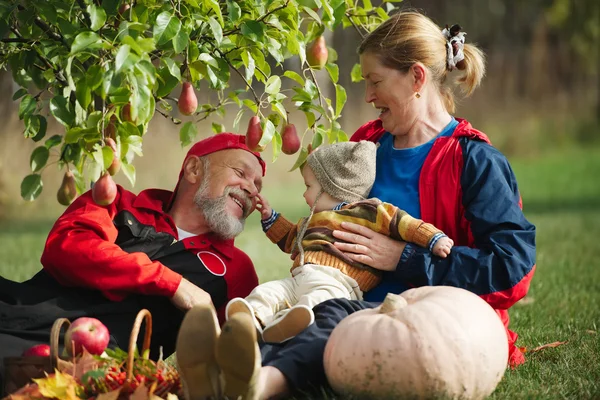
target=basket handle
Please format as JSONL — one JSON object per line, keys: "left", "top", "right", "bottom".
{"left": 126, "top": 309, "right": 153, "bottom": 382}
{"left": 50, "top": 318, "right": 71, "bottom": 370}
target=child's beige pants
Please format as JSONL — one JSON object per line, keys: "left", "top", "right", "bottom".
{"left": 247, "top": 264, "right": 362, "bottom": 326}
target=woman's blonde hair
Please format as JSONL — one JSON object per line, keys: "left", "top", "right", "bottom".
{"left": 358, "top": 11, "right": 486, "bottom": 113}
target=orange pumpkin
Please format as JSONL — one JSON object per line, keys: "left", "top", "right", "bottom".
{"left": 323, "top": 286, "right": 508, "bottom": 399}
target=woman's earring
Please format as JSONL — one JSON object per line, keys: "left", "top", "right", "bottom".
{"left": 415, "top": 92, "right": 421, "bottom": 98}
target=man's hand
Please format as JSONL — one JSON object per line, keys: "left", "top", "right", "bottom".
{"left": 170, "top": 278, "right": 214, "bottom": 311}
{"left": 255, "top": 193, "right": 273, "bottom": 220}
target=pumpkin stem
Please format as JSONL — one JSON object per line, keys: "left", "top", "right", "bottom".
{"left": 380, "top": 293, "right": 408, "bottom": 313}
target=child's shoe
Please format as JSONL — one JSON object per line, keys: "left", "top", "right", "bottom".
{"left": 175, "top": 304, "right": 223, "bottom": 400}
{"left": 225, "top": 297, "right": 264, "bottom": 337}
{"left": 261, "top": 305, "right": 314, "bottom": 343}
{"left": 216, "top": 313, "right": 262, "bottom": 400}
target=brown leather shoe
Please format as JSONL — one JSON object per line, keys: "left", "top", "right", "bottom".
{"left": 176, "top": 305, "right": 223, "bottom": 400}
{"left": 216, "top": 313, "right": 262, "bottom": 400}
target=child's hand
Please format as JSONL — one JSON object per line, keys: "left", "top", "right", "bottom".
{"left": 432, "top": 236, "right": 454, "bottom": 258}
{"left": 255, "top": 193, "right": 273, "bottom": 220}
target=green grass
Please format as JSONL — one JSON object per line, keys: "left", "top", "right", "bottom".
{"left": 1, "top": 147, "right": 600, "bottom": 399}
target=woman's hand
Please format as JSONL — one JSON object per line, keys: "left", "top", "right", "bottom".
{"left": 255, "top": 193, "right": 273, "bottom": 220}
{"left": 332, "top": 222, "right": 406, "bottom": 271}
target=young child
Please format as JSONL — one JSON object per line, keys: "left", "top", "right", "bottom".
{"left": 226, "top": 141, "right": 454, "bottom": 343}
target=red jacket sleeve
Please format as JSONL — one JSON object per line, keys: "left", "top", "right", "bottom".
{"left": 40, "top": 189, "right": 182, "bottom": 301}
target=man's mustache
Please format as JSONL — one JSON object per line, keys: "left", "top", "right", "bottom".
{"left": 224, "top": 187, "right": 253, "bottom": 218}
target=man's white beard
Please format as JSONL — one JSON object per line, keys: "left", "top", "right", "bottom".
{"left": 193, "top": 177, "right": 250, "bottom": 240}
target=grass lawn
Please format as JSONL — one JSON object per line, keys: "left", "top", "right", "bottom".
{"left": 1, "top": 146, "right": 599, "bottom": 399}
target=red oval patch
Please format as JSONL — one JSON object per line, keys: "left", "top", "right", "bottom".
{"left": 197, "top": 251, "right": 227, "bottom": 276}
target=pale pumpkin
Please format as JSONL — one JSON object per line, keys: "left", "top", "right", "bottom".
{"left": 323, "top": 286, "right": 508, "bottom": 400}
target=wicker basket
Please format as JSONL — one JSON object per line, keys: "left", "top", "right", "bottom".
{"left": 3, "top": 318, "right": 70, "bottom": 396}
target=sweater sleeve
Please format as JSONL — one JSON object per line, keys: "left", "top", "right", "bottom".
{"left": 40, "top": 190, "right": 182, "bottom": 301}
{"left": 264, "top": 214, "right": 301, "bottom": 254}
{"left": 381, "top": 203, "right": 445, "bottom": 248}
{"left": 392, "top": 141, "right": 536, "bottom": 310}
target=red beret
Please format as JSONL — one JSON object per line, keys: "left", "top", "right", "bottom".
{"left": 168, "top": 133, "right": 265, "bottom": 210}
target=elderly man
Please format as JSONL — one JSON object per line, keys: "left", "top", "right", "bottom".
{"left": 0, "top": 133, "right": 265, "bottom": 363}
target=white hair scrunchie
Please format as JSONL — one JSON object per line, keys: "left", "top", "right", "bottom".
{"left": 442, "top": 24, "right": 466, "bottom": 71}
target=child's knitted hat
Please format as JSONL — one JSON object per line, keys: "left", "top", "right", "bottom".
{"left": 306, "top": 141, "right": 377, "bottom": 203}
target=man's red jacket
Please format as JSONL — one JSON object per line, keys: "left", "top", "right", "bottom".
{"left": 352, "top": 118, "right": 537, "bottom": 367}
{"left": 40, "top": 186, "right": 259, "bottom": 322}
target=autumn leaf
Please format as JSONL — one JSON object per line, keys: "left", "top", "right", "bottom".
{"left": 33, "top": 370, "right": 80, "bottom": 400}
{"left": 72, "top": 349, "right": 101, "bottom": 380}
{"left": 522, "top": 340, "right": 568, "bottom": 353}
{"left": 7, "top": 383, "right": 47, "bottom": 400}
{"left": 129, "top": 383, "right": 149, "bottom": 400}
{"left": 97, "top": 388, "right": 121, "bottom": 400}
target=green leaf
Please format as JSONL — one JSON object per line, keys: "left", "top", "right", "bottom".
{"left": 272, "top": 130, "right": 282, "bottom": 163}
{"left": 212, "top": 122, "right": 225, "bottom": 134}
{"left": 154, "top": 12, "right": 181, "bottom": 45}
{"left": 241, "top": 51, "right": 255, "bottom": 83}
{"left": 121, "top": 162, "right": 136, "bottom": 186}
{"left": 71, "top": 32, "right": 103, "bottom": 55}
{"left": 272, "top": 102, "right": 287, "bottom": 122}
{"left": 325, "top": 63, "right": 339, "bottom": 84}
{"left": 45, "top": 135, "right": 62, "bottom": 149}
{"left": 304, "top": 111, "right": 316, "bottom": 128}
{"left": 102, "top": 146, "right": 114, "bottom": 170}
{"left": 205, "top": 0, "right": 223, "bottom": 26}
{"left": 265, "top": 76, "right": 281, "bottom": 95}
{"left": 18, "top": 95, "right": 37, "bottom": 120}
{"left": 226, "top": 0, "right": 241, "bottom": 22}
{"left": 50, "top": 96, "right": 75, "bottom": 127}
{"left": 87, "top": 65, "right": 104, "bottom": 90}
{"left": 25, "top": 115, "right": 47, "bottom": 142}
{"left": 208, "top": 17, "right": 223, "bottom": 45}
{"left": 335, "top": 84, "right": 347, "bottom": 118}
{"left": 87, "top": 4, "right": 107, "bottom": 31}
{"left": 233, "top": 109, "right": 245, "bottom": 131}
{"left": 173, "top": 29, "right": 189, "bottom": 53}
{"left": 241, "top": 21, "right": 264, "bottom": 42}
{"left": 76, "top": 80, "right": 92, "bottom": 109}
{"left": 283, "top": 71, "right": 304, "bottom": 85}
{"left": 163, "top": 58, "right": 182, "bottom": 80}
{"left": 65, "top": 126, "right": 96, "bottom": 144}
{"left": 137, "top": 37, "right": 156, "bottom": 53}
{"left": 259, "top": 119, "right": 276, "bottom": 147}
{"left": 351, "top": 63, "right": 363, "bottom": 82}
{"left": 311, "top": 128, "right": 324, "bottom": 148}
{"left": 157, "top": 68, "right": 180, "bottom": 98}
{"left": 302, "top": 7, "right": 321, "bottom": 24}
{"left": 21, "top": 174, "right": 43, "bottom": 201}
{"left": 179, "top": 122, "right": 198, "bottom": 147}
{"left": 30, "top": 147, "right": 49, "bottom": 172}
{"left": 289, "top": 147, "right": 309, "bottom": 171}
{"left": 12, "top": 88, "right": 28, "bottom": 101}
{"left": 115, "top": 45, "right": 140, "bottom": 73}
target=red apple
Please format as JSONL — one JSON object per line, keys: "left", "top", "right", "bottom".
{"left": 22, "top": 344, "right": 51, "bottom": 357}
{"left": 64, "top": 317, "right": 110, "bottom": 356}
